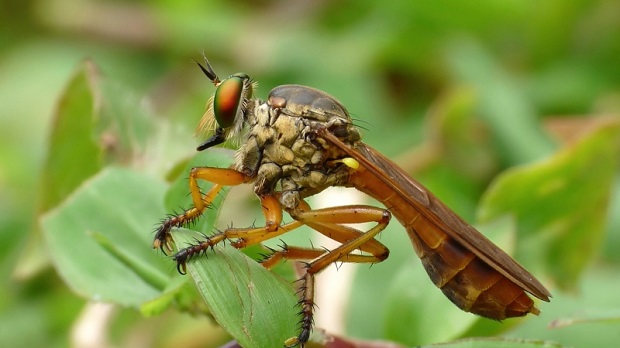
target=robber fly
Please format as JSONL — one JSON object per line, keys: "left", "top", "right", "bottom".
{"left": 153, "top": 56, "right": 551, "bottom": 347}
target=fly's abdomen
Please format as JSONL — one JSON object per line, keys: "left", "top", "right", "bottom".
{"left": 406, "top": 223, "right": 538, "bottom": 319}
{"left": 346, "top": 143, "right": 548, "bottom": 320}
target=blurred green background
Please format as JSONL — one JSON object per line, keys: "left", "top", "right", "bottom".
{"left": 1, "top": 0, "right": 620, "bottom": 347}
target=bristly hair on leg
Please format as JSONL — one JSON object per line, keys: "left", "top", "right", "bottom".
{"left": 334, "top": 261, "right": 344, "bottom": 271}
{"left": 292, "top": 273, "right": 316, "bottom": 347}
{"left": 172, "top": 235, "right": 216, "bottom": 275}
{"left": 249, "top": 219, "right": 257, "bottom": 228}
{"left": 258, "top": 245, "right": 278, "bottom": 262}
{"left": 277, "top": 239, "right": 289, "bottom": 250}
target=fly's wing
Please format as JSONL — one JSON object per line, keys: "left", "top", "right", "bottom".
{"left": 317, "top": 128, "right": 551, "bottom": 301}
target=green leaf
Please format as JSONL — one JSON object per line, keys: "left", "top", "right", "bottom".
{"left": 427, "top": 337, "right": 564, "bottom": 348}
{"left": 164, "top": 148, "right": 235, "bottom": 234}
{"left": 445, "top": 41, "right": 557, "bottom": 165}
{"left": 383, "top": 254, "right": 477, "bottom": 345}
{"left": 17, "top": 60, "right": 106, "bottom": 279}
{"left": 172, "top": 229, "right": 299, "bottom": 348}
{"left": 549, "top": 308, "right": 620, "bottom": 329}
{"left": 42, "top": 168, "right": 172, "bottom": 307}
{"left": 95, "top": 76, "right": 155, "bottom": 166}
{"left": 19, "top": 59, "right": 159, "bottom": 279}
{"left": 38, "top": 60, "right": 103, "bottom": 213}
{"left": 431, "top": 87, "right": 498, "bottom": 181}
{"left": 479, "top": 119, "right": 620, "bottom": 289}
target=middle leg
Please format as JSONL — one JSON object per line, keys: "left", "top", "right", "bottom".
{"left": 276, "top": 203, "right": 393, "bottom": 347}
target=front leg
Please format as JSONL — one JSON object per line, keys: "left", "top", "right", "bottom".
{"left": 153, "top": 167, "right": 250, "bottom": 254}
{"left": 171, "top": 194, "right": 289, "bottom": 273}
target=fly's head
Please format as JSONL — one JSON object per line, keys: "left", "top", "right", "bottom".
{"left": 195, "top": 55, "right": 258, "bottom": 151}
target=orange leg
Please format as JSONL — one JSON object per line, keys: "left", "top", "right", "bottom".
{"left": 153, "top": 167, "right": 250, "bottom": 254}
{"left": 175, "top": 197, "right": 311, "bottom": 260}
{"left": 170, "top": 190, "right": 288, "bottom": 274}
{"left": 277, "top": 204, "right": 391, "bottom": 347}
{"left": 176, "top": 200, "right": 390, "bottom": 264}
{"left": 173, "top": 218, "right": 303, "bottom": 274}
{"left": 165, "top": 187, "right": 392, "bottom": 347}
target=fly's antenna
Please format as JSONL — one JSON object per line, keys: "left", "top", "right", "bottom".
{"left": 195, "top": 53, "right": 221, "bottom": 86}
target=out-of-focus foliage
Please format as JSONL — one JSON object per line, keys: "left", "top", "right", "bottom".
{"left": 1, "top": 0, "right": 619, "bottom": 347}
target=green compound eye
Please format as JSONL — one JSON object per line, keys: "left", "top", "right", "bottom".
{"left": 213, "top": 73, "right": 249, "bottom": 128}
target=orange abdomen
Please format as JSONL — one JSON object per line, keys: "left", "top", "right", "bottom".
{"left": 408, "top": 225, "right": 538, "bottom": 318}
{"left": 349, "top": 165, "right": 539, "bottom": 319}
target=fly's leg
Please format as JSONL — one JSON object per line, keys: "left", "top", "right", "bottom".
{"left": 225, "top": 202, "right": 391, "bottom": 347}
{"left": 224, "top": 198, "right": 310, "bottom": 248}
{"left": 153, "top": 167, "right": 250, "bottom": 254}
{"left": 276, "top": 204, "right": 391, "bottom": 347}
{"left": 169, "top": 195, "right": 391, "bottom": 347}
{"left": 172, "top": 194, "right": 296, "bottom": 273}
{"left": 259, "top": 223, "right": 389, "bottom": 270}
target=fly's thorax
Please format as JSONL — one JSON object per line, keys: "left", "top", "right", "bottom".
{"left": 233, "top": 86, "right": 363, "bottom": 207}
{"left": 267, "top": 84, "right": 362, "bottom": 146}
{"left": 268, "top": 84, "right": 350, "bottom": 123}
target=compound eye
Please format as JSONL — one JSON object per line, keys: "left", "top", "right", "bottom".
{"left": 213, "top": 76, "right": 245, "bottom": 128}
